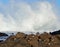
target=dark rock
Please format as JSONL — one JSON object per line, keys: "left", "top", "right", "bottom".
{"left": 50, "top": 30, "right": 60, "bottom": 35}
{"left": 0, "top": 40, "right": 3, "bottom": 42}
{"left": 0, "top": 32, "right": 8, "bottom": 36}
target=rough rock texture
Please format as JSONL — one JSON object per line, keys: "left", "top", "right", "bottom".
{"left": 0, "top": 31, "right": 60, "bottom": 47}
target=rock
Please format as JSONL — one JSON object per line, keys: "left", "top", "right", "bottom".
{"left": 0, "top": 31, "right": 60, "bottom": 47}
{"left": 0, "top": 40, "right": 3, "bottom": 42}
{"left": 50, "top": 30, "right": 60, "bottom": 35}
{"left": 0, "top": 32, "right": 8, "bottom": 36}
{"left": 15, "top": 32, "right": 26, "bottom": 39}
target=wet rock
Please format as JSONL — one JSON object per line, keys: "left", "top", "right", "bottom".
{"left": 0, "top": 32, "right": 8, "bottom": 36}
{"left": 50, "top": 30, "right": 60, "bottom": 35}
{"left": 0, "top": 40, "right": 3, "bottom": 42}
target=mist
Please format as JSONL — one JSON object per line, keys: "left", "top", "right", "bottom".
{"left": 0, "top": 1, "right": 60, "bottom": 33}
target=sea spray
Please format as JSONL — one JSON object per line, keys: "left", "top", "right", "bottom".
{"left": 0, "top": 1, "right": 60, "bottom": 33}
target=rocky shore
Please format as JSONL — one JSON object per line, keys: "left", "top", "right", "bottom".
{"left": 0, "top": 31, "right": 60, "bottom": 47}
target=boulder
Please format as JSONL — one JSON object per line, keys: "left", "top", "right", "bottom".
{"left": 0, "top": 32, "right": 8, "bottom": 36}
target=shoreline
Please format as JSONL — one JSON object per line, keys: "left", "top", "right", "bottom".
{"left": 0, "top": 30, "right": 60, "bottom": 47}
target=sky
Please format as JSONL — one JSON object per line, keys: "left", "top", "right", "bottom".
{"left": 0, "top": 0, "right": 60, "bottom": 33}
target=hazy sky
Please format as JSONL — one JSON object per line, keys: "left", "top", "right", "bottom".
{"left": 0, "top": 0, "right": 60, "bottom": 16}
{"left": 0, "top": 0, "right": 60, "bottom": 17}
